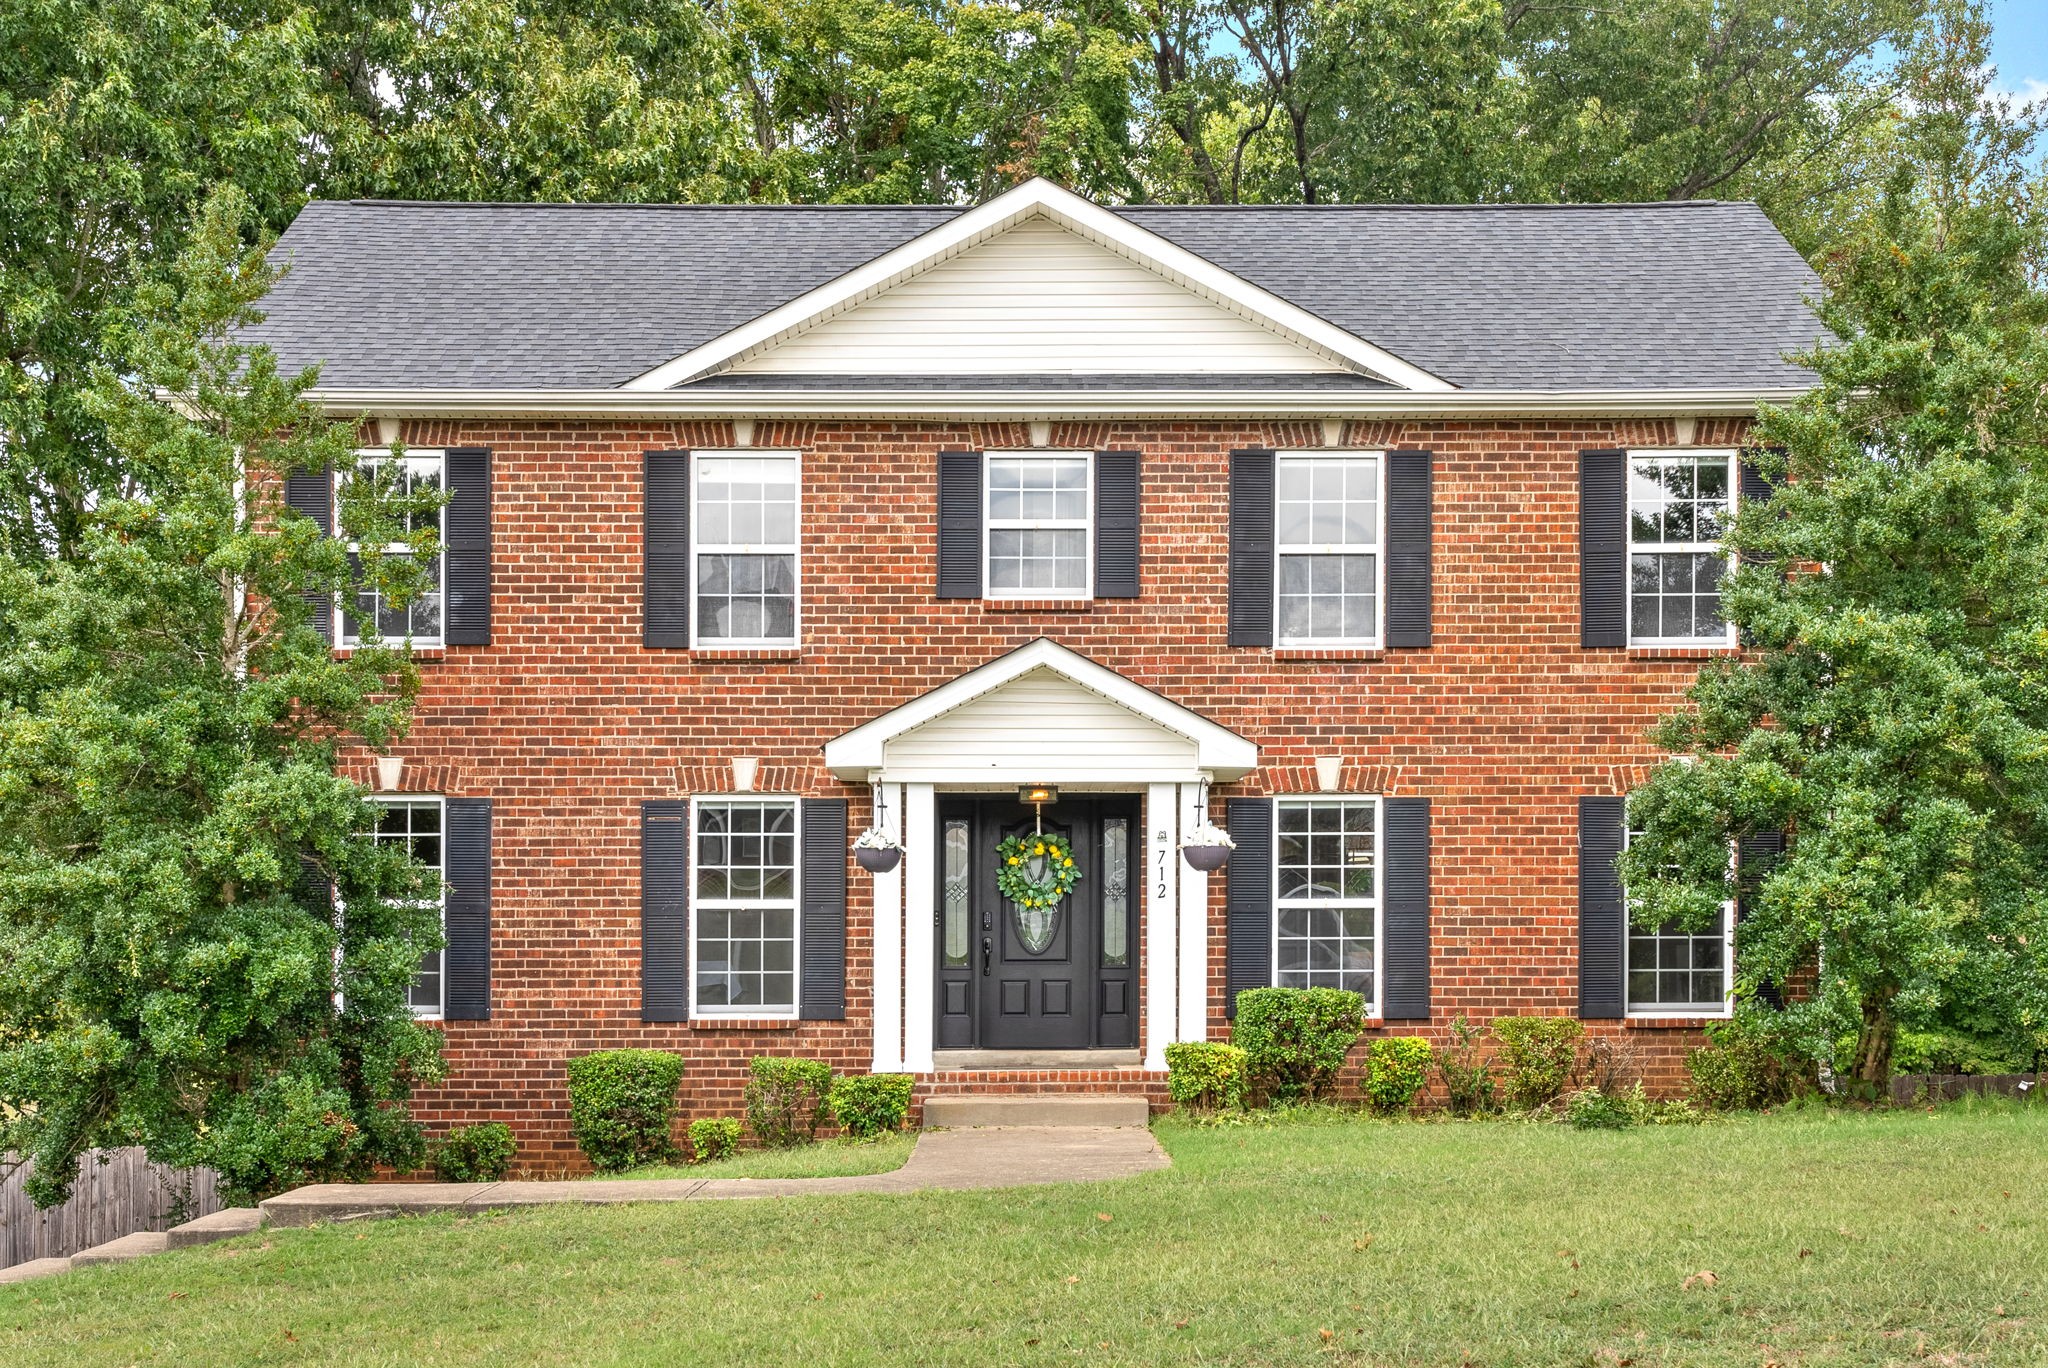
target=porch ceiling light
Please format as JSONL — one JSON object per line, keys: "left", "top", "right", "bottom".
{"left": 1017, "top": 784, "right": 1059, "bottom": 806}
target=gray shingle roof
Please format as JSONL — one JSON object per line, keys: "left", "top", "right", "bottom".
{"left": 249, "top": 199, "right": 1820, "bottom": 393}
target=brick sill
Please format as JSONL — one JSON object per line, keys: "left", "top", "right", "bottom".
{"left": 1273, "top": 648, "right": 1386, "bottom": 662}
{"left": 1627, "top": 646, "right": 1739, "bottom": 661}
{"left": 981, "top": 598, "right": 1094, "bottom": 612}
{"left": 687, "top": 1017, "right": 802, "bottom": 1031}
{"left": 691, "top": 649, "right": 802, "bottom": 662}
{"left": 1624, "top": 1015, "right": 1731, "bottom": 1030}
{"left": 333, "top": 646, "right": 445, "bottom": 661}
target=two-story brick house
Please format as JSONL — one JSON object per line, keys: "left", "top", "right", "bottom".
{"left": 250, "top": 179, "right": 1819, "bottom": 1162}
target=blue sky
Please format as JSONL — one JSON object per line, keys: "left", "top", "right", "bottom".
{"left": 1991, "top": 0, "right": 2048, "bottom": 101}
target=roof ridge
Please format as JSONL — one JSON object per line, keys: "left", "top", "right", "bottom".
{"left": 305, "top": 197, "right": 1751, "bottom": 213}
{"left": 316, "top": 199, "right": 970, "bottom": 211}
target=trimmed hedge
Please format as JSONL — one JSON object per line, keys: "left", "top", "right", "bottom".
{"left": 688, "top": 1116, "right": 742, "bottom": 1163}
{"left": 1362, "top": 1037, "right": 1434, "bottom": 1114}
{"left": 566, "top": 1049, "right": 685, "bottom": 1172}
{"left": 1164, "top": 1041, "right": 1249, "bottom": 1111}
{"left": 431, "top": 1122, "right": 517, "bottom": 1182}
{"left": 1232, "top": 987, "right": 1365, "bottom": 1102}
{"left": 1491, "top": 1016, "right": 1583, "bottom": 1111}
{"left": 745, "top": 1057, "right": 833, "bottom": 1147}
{"left": 828, "top": 1074, "right": 915, "bottom": 1139}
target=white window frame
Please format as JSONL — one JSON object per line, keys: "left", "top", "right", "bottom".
{"left": 1622, "top": 821, "right": 1735, "bottom": 1019}
{"left": 983, "top": 449, "right": 1094, "bottom": 601}
{"left": 336, "top": 447, "right": 447, "bottom": 649}
{"left": 1274, "top": 449, "right": 1387, "bottom": 650}
{"left": 688, "top": 795, "right": 802, "bottom": 1020}
{"left": 364, "top": 793, "right": 448, "bottom": 1021}
{"left": 1625, "top": 448, "right": 1739, "bottom": 649}
{"left": 1271, "top": 795, "right": 1383, "bottom": 1018}
{"left": 688, "top": 449, "right": 803, "bottom": 649}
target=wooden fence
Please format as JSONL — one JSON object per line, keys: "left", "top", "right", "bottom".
{"left": 1, "top": 1149, "right": 223, "bottom": 1269}
{"left": 1890, "top": 1073, "right": 2044, "bottom": 1105}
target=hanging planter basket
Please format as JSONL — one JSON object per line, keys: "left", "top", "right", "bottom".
{"left": 852, "top": 827, "right": 903, "bottom": 874}
{"left": 1180, "top": 820, "right": 1236, "bottom": 872}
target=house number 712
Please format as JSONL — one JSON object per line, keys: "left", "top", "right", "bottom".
{"left": 1155, "top": 830, "right": 1170, "bottom": 900}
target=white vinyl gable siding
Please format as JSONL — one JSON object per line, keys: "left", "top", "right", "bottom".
{"left": 724, "top": 218, "right": 1350, "bottom": 376}
{"left": 880, "top": 667, "right": 1200, "bottom": 784}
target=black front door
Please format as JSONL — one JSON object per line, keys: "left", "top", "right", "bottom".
{"left": 935, "top": 796, "right": 1139, "bottom": 1050}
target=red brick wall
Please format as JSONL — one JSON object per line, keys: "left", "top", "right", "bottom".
{"left": 356, "top": 415, "right": 1752, "bottom": 1171}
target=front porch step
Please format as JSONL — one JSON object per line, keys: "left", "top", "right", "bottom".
{"left": 922, "top": 1095, "right": 1150, "bottom": 1129}
{"left": 931, "top": 1048, "right": 1143, "bottom": 1071}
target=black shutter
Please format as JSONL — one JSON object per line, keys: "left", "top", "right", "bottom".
{"left": 443, "top": 447, "right": 492, "bottom": 645}
{"left": 937, "top": 450, "right": 983, "bottom": 599}
{"left": 644, "top": 450, "right": 691, "bottom": 648}
{"left": 1227, "top": 449, "right": 1276, "bottom": 647}
{"left": 1737, "top": 831, "right": 1786, "bottom": 1008}
{"left": 1579, "top": 449, "right": 1627, "bottom": 649}
{"left": 799, "top": 798, "right": 849, "bottom": 1021}
{"left": 1577, "top": 796, "right": 1626, "bottom": 1019}
{"left": 1094, "top": 450, "right": 1141, "bottom": 598}
{"left": 285, "top": 466, "right": 334, "bottom": 644}
{"left": 1224, "top": 797, "right": 1273, "bottom": 1018}
{"left": 641, "top": 800, "right": 689, "bottom": 1022}
{"left": 1384, "top": 449, "right": 1433, "bottom": 649}
{"left": 1381, "top": 798, "right": 1430, "bottom": 1019}
{"left": 1739, "top": 454, "right": 1775, "bottom": 507}
{"left": 443, "top": 799, "right": 493, "bottom": 1021}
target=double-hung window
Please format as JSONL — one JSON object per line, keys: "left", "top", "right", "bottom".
{"left": 1623, "top": 822, "right": 1733, "bottom": 1016}
{"left": 368, "top": 797, "right": 447, "bottom": 1018}
{"left": 339, "top": 449, "right": 444, "bottom": 647}
{"left": 1628, "top": 451, "right": 1735, "bottom": 646}
{"left": 693, "top": 453, "right": 800, "bottom": 647}
{"left": 1274, "top": 797, "right": 1380, "bottom": 1009}
{"left": 692, "top": 798, "right": 800, "bottom": 1016}
{"left": 985, "top": 452, "right": 1091, "bottom": 598}
{"left": 1276, "top": 452, "right": 1382, "bottom": 647}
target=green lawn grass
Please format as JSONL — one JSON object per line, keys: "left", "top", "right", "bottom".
{"left": 609, "top": 1130, "right": 916, "bottom": 1180}
{"left": 5, "top": 1104, "right": 2045, "bottom": 1367}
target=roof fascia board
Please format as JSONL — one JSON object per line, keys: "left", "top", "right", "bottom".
{"left": 621, "top": 178, "right": 1456, "bottom": 394}
{"left": 824, "top": 638, "right": 1258, "bottom": 780}
{"left": 290, "top": 385, "right": 1808, "bottom": 420}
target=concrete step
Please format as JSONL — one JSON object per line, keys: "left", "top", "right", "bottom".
{"left": 167, "top": 1207, "right": 264, "bottom": 1250}
{"left": 0, "top": 1257, "right": 72, "bottom": 1285}
{"left": 70, "top": 1232, "right": 168, "bottom": 1266}
{"left": 921, "top": 1095, "right": 1150, "bottom": 1129}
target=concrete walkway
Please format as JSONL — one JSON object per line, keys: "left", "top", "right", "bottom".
{"left": 260, "top": 1124, "right": 1168, "bottom": 1228}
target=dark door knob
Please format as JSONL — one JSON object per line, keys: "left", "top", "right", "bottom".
{"left": 981, "top": 936, "right": 993, "bottom": 976}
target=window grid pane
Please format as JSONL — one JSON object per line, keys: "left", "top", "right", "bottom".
{"left": 370, "top": 799, "right": 444, "bottom": 1016}
{"left": 1276, "top": 455, "right": 1379, "bottom": 644}
{"left": 695, "top": 455, "right": 798, "bottom": 645}
{"left": 340, "top": 455, "right": 444, "bottom": 645}
{"left": 986, "top": 455, "right": 1089, "bottom": 596}
{"left": 1627, "top": 454, "right": 1732, "bottom": 644}
{"left": 1624, "top": 824, "right": 1730, "bottom": 1012}
{"left": 1274, "top": 800, "right": 1376, "bottom": 1003}
{"left": 695, "top": 802, "right": 799, "bottom": 1012}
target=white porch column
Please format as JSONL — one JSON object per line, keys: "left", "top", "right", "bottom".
{"left": 869, "top": 782, "right": 905, "bottom": 1072}
{"left": 902, "top": 783, "right": 938, "bottom": 1072}
{"left": 1144, "top": 782, "right": 1180, "bottom": 1070}
{"left": 1177, "top": 783, "right": 1210, "bottom": 1044}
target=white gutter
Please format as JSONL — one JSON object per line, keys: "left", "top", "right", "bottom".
{"left": 293, "top": 386, "right": 1808, "bottom": 420}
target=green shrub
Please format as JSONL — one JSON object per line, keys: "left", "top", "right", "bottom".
{"left": 1437, "top": 1016, "right": 1498, "bottom": 1116}
{"left": 828, "top": 1074, "right": 915, "bottom": 1139}
{"left": 744, "top": 1057, "right": 833, "bottom": 1147}
{"left": 688, "top": 1116, "right": 742, "bottom": 1163}
{"left": 430, "top": 1121, "right": 517, "bottom": 1182}
{"left": 1491, "top": 1016, "right": 1584, "bottom": 1111}
{"left": 1165, "top": 1042, "right": 1250, "bottom": 1111}
{"left": 1232, "top": 987, "right": 1366, "bottom": 1102}
{"left": 1362, "top": 1037, "right": 1434, "bottom": 1114}
{"left": 1688, "top": 1011, "right": 1804, "bottom": 1110}
{"left": 1563, "top": 1087, "right": 1632, "bottom": 1130}
{"left": 565, "top": 1049, "right": 686, "bottom": 1173}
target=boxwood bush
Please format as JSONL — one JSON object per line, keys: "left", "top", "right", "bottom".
{"left": 1164, "top": 1041, "right": 1249, "bottom": 1111}
{"left": 1362, "top": 1036, "right": 1434, "bottom": 1114}
{"left": 431, "top": 1121, "right": 517, "bottom": 1182}
{"left": 565, "top": 1049, "right": 686, "bottom": 1172}
{"left": 1491, "top": 1016, "right": 1584, "bottom": 1110}
{"left": 745, "top": 1056, "right": 833, "bottom": 1147}
{"left": 1232, "top": 987, "right": 1366, "bottom": 1102}
{"left": 827, "top": 1073, "right": 915, "bottom": 1139}
{"left": 688, "top": 1116, "right": 742, "bottom": 1163}
{"left": 1688, "top": 1011, "right": 1804, "bottom": 1110}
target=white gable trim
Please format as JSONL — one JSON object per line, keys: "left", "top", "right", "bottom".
{"left": 824, "top": 638, "right": 1258, "bottom": 782}
{"left": 625, "top": 179, "right": 1455, "bottom": 394}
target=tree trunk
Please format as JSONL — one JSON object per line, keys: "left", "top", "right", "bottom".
{"left": 1850, "top": 990, "right": 1898, "bottom": 1095}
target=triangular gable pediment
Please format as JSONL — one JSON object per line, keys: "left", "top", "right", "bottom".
{"left": 626, "top": 180, "right": 1452, "bottom": 392}
{"left": 824, "top": 639, "right": 1257, "bottom": 783}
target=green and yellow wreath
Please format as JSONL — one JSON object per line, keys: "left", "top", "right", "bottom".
{"left": 995, "top": 831, "right": 1082, "bottom": 909}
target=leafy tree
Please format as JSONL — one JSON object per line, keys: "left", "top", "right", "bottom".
{"left": 1620, "top": 6, "right": 2048, "bottom": 1094}
{"left": 0, "top": 187, "right": 449, "bottom": 1204}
